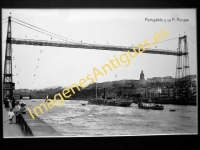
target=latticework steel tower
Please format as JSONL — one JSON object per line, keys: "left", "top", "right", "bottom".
{"left": 182, "top": 35, "right": 190, "bottom": 81}
{"left": 3, "top": 16, "right": 15, "bottom": 98}
{"left": 174, "top": 35, "right": 190, "bottom": 98}
{"left": 175, "top": 37, "right": 183, "bottom": 87}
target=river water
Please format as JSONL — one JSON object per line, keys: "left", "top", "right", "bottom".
{"left": 22, "top": 99, "right": 197, "bottom": 136}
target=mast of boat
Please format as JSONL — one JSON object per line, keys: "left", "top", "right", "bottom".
{"left": 115, "top": 74, "right": 117, "bottom": 99}
{"left": 96, "top": 82, "right": 97, "bottom": 100}
{"left": 116, "top": 74, "right": 118, "bottom": 89}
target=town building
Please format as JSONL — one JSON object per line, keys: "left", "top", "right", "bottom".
{"left": 146, "top": 76, "right": 175, "bottom": 83}
{"left": 151, "top": 77, "right": 162, "bottom": 82}
{"left": 146, "top": 78, "right": 153, "bottom": 82}
{"left": 163, "top": 76, "right": 175, "bottom": 83}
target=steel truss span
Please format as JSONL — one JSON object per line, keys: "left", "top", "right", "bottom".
{"left": 11, "top": 38, "right": 184, "bottom": 56}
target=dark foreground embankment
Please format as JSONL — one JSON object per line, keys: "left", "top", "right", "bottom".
{"left": 18, "top": 111, "right": 62, "bottom": 137}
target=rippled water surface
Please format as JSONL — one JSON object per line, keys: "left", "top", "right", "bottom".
{"left": 23, "top": 99, "right": 197, "bottom": 136}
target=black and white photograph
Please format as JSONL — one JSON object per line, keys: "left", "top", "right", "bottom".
{"left": 2, "top": 9, "right": 197, "bottom": 138}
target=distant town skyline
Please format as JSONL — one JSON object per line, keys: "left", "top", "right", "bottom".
{"left": 2, "top": 9, "right": 197, "bottom": 89}
{"left": 14, "top": 74, "right": 197, "bottom": 91}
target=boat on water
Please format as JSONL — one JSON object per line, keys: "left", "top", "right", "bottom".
{"left": 138, "top": 99, "right": 164, "bottom": 110}
{"left": 151, "top": 104, "right": 164, "bottom": 110}
{"left": 170, "top": 109, "right": 176, "bottom": 111}
{"left": 107, "top": 99, "right": 133, "bottom": 107}
{"left": 88, "top": 98, "right": 133, "bottom": 107}
{"left": 87, "top": 80, "right": 132, "bottom": 107}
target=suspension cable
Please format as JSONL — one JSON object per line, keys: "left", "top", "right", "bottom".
{"left": 187, "top": 36, "right": 196, "bottom": 44}
{"left": 11, "top": 16, "right": 191, "bottom": 53}
{"left": 11, "top": 17, "right": 182, "bottom": 49}
{"left": 12, "top": 17, "right": 83, "bottom": 43}
{"left": 2, "top": 17, "right": 8, "bottom": 21}
{"left": 154, "top": 37, "right": 179, "bottom": 45}
{"left": 182, "top": 39, "right": 196, "bottom": 51}
{"left": 187, "top": 43, "right": 196, "bottom": 51}
{"left": 12, "top": 20, "right": 70, "bottom": 42}
{"left": 143, "top": 37, "right": 179, "bottom": 48}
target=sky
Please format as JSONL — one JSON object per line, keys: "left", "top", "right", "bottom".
{"left": 2, "top": 9, "right": 197, "bottom": 90}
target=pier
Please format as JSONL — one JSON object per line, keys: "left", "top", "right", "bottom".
{"left": 3, "top": 101, "right": 62, "bottom": 137}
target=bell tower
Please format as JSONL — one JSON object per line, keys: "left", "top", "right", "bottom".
{"left": 140, "top": 70, "right": 145, "bottom": 81}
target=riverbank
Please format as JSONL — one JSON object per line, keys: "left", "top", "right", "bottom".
{"left": 21, "top": 98, "right": 197, "bottom": 106}
{"left": 132, "top": 99, "right": 196, "bottom": 106}
{"left": 3, "top": 108, "right": 24, "bottom": 138}
{"left": 3, "top": 100, "right": 63, "bottom": 137}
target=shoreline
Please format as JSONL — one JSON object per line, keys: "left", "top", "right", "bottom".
{"left": 20, "top": 99, "right": 63, "bottom": 137}
{"left": 4, "top": 99, "right": 63, "bottom": 137}
{"left": 3, "top": 108, "right": 24, "bottom": 138}
{"left": 21, "top": 98, "right": 197, "bottom": 106}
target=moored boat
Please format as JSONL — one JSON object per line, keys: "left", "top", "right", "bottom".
{"left": 170, "top": 109, "right": 176, "bottom": 111}
{"left": 87, "top": 80, "right": 132, "bottom": 107}
{"left": 151, "top": 104, "right": 164, "bottom": 110}
{"left": 88, "top": 98, "right": 133, "bottom": 107}
{"left": 108, "top": 99, "right": 133, "bottom": 107}
{"left": 138, "top": 99, "right": 164, "bottom": 110}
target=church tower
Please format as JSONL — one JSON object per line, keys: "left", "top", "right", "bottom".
{"left": 140, "top": 70, "right": 145, "bottom": 81}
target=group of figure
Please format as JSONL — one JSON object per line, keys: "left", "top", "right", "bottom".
{"left": 4, "top": 97, "right": 27, "bottom": 124}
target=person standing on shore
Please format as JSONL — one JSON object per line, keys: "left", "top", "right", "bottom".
{"left": 14, "top": 101, "right": 21, "bottom": 124}
{"left": 9, "top": 98, "right": 12, "bottom": 109}
{"left": 18, "top": 103, "right": 27, "bottom": 114}
{"left": 11, "top": 97, "right": 16, "bottom": 109}
{"left": 15, "top": 103, "right": 27, "bottom": 124}
{"left": 15, "top": 99, "right": 20, "bottom": 104}
{"left": 6, "top": 98, "right": 12, "bottom": 111}
{"left": 4, "top": 98, "right": 8, "bottom": 110}
{"left": 8, "top": 108, "right": 15, "bottom": 124}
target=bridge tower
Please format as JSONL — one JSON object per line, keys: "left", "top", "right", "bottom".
{"left": 3, "top": 16, "right": 15, "bottom": 99}
{"left": 175, "top": 35, "right": 190, "bottom": 84}
{"left": 175, "top": 37, "right": 183, "bottom": 87}
{"left": 181, "top": 35, "right": 190, "bottom": 81}
{"left": 175, "top": 35, "right": 190, "bottom": 98}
